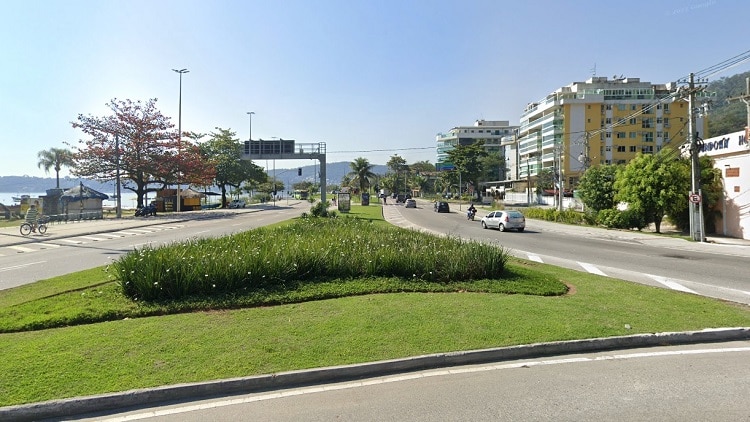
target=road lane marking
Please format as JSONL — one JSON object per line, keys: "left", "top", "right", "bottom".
{"left": 57, "top": 239, "right": 85, "bottom": 244}
{"left": 578, "top": 262, "right": 607, "bottom": 276}
{"left": 78, "top": 236, "right": 108, "bottom": 241}
{"left": 7, "top": 245, "right": 36, "bottom": 253}
{"left": 646, "top": 274, "right": 698, "bottom": 294}
{"left": 0, "top": 261, "right": 46, "bottom": 272}
{"left": 527, "top": 254, "right": 543, "bottom": 263}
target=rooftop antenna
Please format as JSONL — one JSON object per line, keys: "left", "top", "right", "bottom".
{"left": 590, "top": 63, "right": 596, "bottom": 77}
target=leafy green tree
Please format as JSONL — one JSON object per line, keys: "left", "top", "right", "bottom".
{"left": 409, "top": 160, "right": 436, "bottom": 175}
{"left": 446, "top": 141, "right": 488, "bottom": 199}
{"left": 387, "top": 155, "right": 409, "bottom": 193}
{"left": 347, "top": 157, "right": 376, "bottom": 194}
{"left": 480, "top": 152, "right": 505, "bottom": 182}
{"left": 614, "top": 152, "right": 689, "bottom": 233}
{"left": 200, "top": 128, "right": 265, "bottom": 207}
{"left": 666, "top": 155, "right": 724, "bottom": 233}
{"left": 536, "top": 168, "right": 554, "bottom": 193}
{"left": 577, "top": 164, "right": 619, "bottom": 212}
{"left": 37, "top": 147, "right": 75, "bottom": 189}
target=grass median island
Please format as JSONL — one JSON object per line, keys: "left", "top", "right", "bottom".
{"left": 1, "top": 204, "right": 750, "bottom": 407}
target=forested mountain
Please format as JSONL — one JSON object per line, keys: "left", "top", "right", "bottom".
{"left": 706, "top": 70, "right": 750, "bottom": 137}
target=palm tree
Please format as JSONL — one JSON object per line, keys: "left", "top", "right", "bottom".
{"left": 347, "top": 157, "right": 376, "bottom": 194}
{"left": 37, "top": 147, "right": 75, "bottom": 189}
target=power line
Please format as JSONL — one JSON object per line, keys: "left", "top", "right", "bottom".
{"left": 328, "top": 146, "right": 435, "bottom": 154}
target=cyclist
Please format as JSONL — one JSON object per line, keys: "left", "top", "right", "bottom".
{"left": 25, "top": 204, "right": 40, "bottom": 232}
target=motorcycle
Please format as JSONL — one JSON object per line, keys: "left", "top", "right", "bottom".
{"left": 467, "top": 209, "right": 476, "bottom": 221}
{"left": 135, "top": 203, "right": 157, "bottom": 217}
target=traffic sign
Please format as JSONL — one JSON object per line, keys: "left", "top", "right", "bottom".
{"left": 689, "top": 193, "right": 701, "bottom": 204}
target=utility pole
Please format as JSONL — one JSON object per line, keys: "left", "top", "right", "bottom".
{"left": 685, "top": 73, "right": 707, "bottom": 242}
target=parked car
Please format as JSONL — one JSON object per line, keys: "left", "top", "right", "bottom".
{"left": 228, "top": 199, "right": 246, "bottom": 208}
{"left": 434, "top": 201, "right": 450, "bottom": 213}
{"left": 404, "top": 198, "right": 416, "bottom": 208}
{"left": 481, "top": 210, "right": 525, "bottom": 232}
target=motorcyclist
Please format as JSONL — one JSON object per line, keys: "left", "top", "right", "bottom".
{"left": 467, "top": 203, "right": 477, "bottom": 220}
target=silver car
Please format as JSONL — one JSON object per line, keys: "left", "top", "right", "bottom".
{"left": 481, "top": 210, "right": 525, "bottom": 232}
{"left": 404, "top": 198, "right": 417, "bottom": 208}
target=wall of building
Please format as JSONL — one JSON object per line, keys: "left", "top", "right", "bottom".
{"left": 700, "top": 130, "right": 750, "bottom": 239}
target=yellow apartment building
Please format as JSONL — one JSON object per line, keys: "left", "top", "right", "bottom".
{"left": 517, "top": 76, "right": 708, "bottom": 191}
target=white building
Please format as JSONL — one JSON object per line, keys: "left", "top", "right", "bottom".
{"left": 700, "top": 130, "right": 750, "bottom": 239}
{"left": 436, "top": 120, "right": 518, "bottom": 175}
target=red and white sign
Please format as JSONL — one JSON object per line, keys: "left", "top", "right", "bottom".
{"left": 689, "top": 193, "right": 701, "bottom": 204}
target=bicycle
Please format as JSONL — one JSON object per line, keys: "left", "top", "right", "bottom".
{"left": 20, "top": 216, "right": 49, "bottom": 236}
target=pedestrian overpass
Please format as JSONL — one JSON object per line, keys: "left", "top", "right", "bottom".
{"left": 241, "top": 139, "right": 327, "bottom": 203}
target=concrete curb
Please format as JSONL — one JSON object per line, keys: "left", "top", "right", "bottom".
{"left": 2, "top": 327, "right": 748, "bottom": 421}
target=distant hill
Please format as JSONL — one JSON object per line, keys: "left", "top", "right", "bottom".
{"left": 0, "top": 161, "right": 389, "bottom": 194}
{"left": 0, "top": 176, "right": 118, "bottom": 195}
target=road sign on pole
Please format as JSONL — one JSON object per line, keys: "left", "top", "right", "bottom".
{"left": 689, "top": 193, "right": 701, "bottom": 204}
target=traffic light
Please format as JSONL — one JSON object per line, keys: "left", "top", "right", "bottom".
{"left": 297, "top": 168, "right": 302, "bottom": 176}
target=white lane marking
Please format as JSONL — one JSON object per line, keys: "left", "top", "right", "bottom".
{"left": 116, "top": 231, "right": 142, "bottom": 236}
{"left": 95, "top": 233, "right": 125, "bottom": 238}
{"left": 96, "top": 346, "right": 750, "bottom": 422}
{"left": 647, "top": 274, "right": 698, "bottom": 294}
{"left": 527, "top": 254, "right": 543, "bottom": 263}
{"left": 578, "top": 262, "right": 607, "bottom": 276}
{"left": 0, "top": 261, "right": 46, "bottom": 272}
{"left": 7, "top": 245, "right": 36, "bottom": 253}
{"left": 78, "top": 236, "right": 108, "bottom": 241}
{"left": 37, "top": 243, "right": 61, "bottom": 249}
{"left": 125, "top": 229, "right": 156, "bottom": 233}
{"left": 57, "top": 239, "right": 85, "bottom": 244}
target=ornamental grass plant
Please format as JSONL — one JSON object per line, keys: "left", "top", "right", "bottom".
{"left": 114, "top": 217, "right": 511, "bottom": 301}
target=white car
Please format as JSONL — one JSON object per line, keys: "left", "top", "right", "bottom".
{"left": 481, "top": 210, "right": 525, "bottom": 232}
{"left": 404, "top": 198, "right": 417, "bottom": 208}
{"left": 228, "top": 199, "right": 246, "bottom": 208}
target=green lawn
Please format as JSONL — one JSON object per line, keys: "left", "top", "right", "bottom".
{"left": 1, "top": 204, "right": 749, "bottom": 407}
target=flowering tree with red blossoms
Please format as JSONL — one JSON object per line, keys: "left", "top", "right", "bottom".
{"left": 70, "top": 98, "right": 215, "bottom": 208}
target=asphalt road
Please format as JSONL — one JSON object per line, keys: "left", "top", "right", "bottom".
{"left": 386, "top": 200, "right": 750, "bottom": 305}
{"left": 69, "top": 340, "right": 750, "bottom": 421}
{"left": 0, "top": 202, "right": 310, "bottom": 290}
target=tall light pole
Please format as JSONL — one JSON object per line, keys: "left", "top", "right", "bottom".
{"left": 247, "top": 111, "right": 255, "bottom": 141}
{"left": 172, "top": 68, "right": 189, "bottom": 213}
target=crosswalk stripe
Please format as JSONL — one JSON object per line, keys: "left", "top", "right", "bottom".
{"left": 578, "top": 262, "right": 607, "bottom": 276}
{"left": 646, "top": 274, "right": 698, "bottom": 294}
{"left": 57, "top": 239, "right": 85, "bottom": 244}
{"left": 78, "top": 236, "right": 107, "bottom": 241}
{"left": 8, "top": 245, "right": 36, "bottom": 253}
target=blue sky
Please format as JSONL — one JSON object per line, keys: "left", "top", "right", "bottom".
{"left": 2, "top": 0, "right": 749, "bottom": 177}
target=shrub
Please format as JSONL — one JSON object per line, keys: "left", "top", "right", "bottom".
{"left": 113, "top": 218, "right": 511, "bottom": 301}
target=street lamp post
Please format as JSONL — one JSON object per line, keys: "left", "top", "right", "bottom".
{"left": 172, "top": 68, "right": 189, "bottom": 213}
{"left": 247, "top": 111, "right": 255, "bottom": 141}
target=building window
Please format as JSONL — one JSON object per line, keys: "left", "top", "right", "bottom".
{"left": 606, "top": 118, "right": 612, "bottom": 124}
{"left": 656, "top": 117, "right": 663, "bottom": 124}
{"left": 605, "top": 132, "right": 611, "bottom": 138}
{"left": 629, "top": 118, "right": 637, "bottom": 125}
{"left": 617, "top": 145, "right": 626, "bottom": 152}
{"left": 616, "top": 132, "right": 626, "bottom": 138}
{"left": 664, "top": 131, "right": 670, "bottom": 140}
{"left": 642, "top": 118, "right": 652, "bottom": 128}
{"left": 630, "top": 145, "right": 637, "bottom": 152}
{"left": 618, "top": 104, "right": 627, "bottom": 111}
{"left": 656, "top": 131, "right": 663, "bottom": 138}
{"left": 605, "top": 145, "right": 612, "bottom": 151}
{"left": 606, "top": 104, "right": 612, "bottom": 110}
{"left": 631, "top": 105, "right": 637, "bottom": 111}
{"left": 629, "top": 132, "right": 637, "bottom": 138}
{"left": 643, "top": 132, "right": 654, "bottom": 143}
{"left": 642, "top": 145, "right": 654, "bottom": 154}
